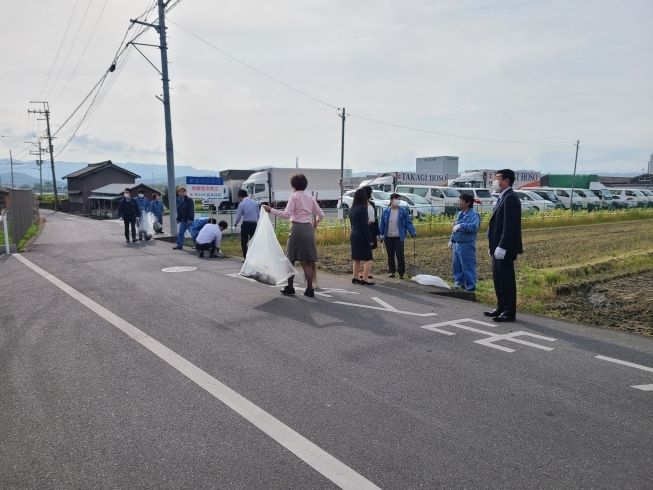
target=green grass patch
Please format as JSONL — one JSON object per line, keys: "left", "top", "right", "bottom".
{"left": 17, "top": 224, "right": 39, "bottom": 250}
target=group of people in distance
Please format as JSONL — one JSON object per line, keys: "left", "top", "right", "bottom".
{"left": 117, "top": 187, "right": 165, "bottom": 243}
{"left": 116, "top": 168, "right": 523, "bottom": 322}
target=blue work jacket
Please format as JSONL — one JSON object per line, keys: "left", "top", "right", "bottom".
{"left": 378, "top": 206, "right": 416, "bottom": 241}
{"left": 450, "top": 208, "right": 480, "bottom": 243}
{"left": 149, "top": 200, "right": 164, "bottom": 217}
{"left": 135, "top": 195, "right": 149, "bottom": 211}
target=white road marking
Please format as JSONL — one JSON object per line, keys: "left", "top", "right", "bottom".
{"left": 334, "top": 297, "right": 437, "bottom": 317}
{"left": 595, "top": 355, "right": 653, "bottom": 391}
{"left": 421, "top": 318, "right": 556, "bottom": 353}
{"left": 13, "top": 254, "right": 380, "bottom": 490}
{"left": 595, "top": 355, "right": 653, "bottom": 373}
{"left": 162, "top": 266, "right": 197, "bottom": 272}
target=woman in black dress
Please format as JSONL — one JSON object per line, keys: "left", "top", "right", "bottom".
{"left": 349, "top": 188, "right": 374, "bottom": 285}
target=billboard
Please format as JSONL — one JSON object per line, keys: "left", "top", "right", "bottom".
{"left": 416, "top": 156, "right": 459, "bottom": 175}
{"left": 396, "top": 172, "right": 448, "bottom": 185}
{"left": 185, "top": 176, "right": 226, "bottom": 199}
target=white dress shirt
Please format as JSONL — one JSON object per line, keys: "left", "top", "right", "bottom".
{"left": 196, "top": 224, "right": 223, "bottom": 247}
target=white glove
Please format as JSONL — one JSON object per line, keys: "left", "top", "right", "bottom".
{"left": 452, "top": 224, "right": 461, "bottom": 232}
{"left": 494, "top": 247, "right": 507, "bottom": 260}
{"left": 119, "top": 217, "right": 123, "bottom": 221}
{"left": 448, "top": 240, "right": 454, "bottom": 250}
{"left": 232, "top": 226, "right": 237, "bottom": 233}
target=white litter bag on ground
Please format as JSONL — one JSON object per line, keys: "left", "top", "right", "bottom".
{"left": 138, "top": 211, "right": 155, "bottom": 240}
{"left": 240, "top": 209, "right": 297, "bottom": 286}
{"left": 411, "top": 274, "right": 451, "bottom": 288}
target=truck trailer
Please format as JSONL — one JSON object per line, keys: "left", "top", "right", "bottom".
{"left": 362, "top": 172, "right": 451, "bottom": 193}
{"left": 241, "top": 168, "right": 342, "bottom": 208}
{"left": 202, "top": 169, "right": 256, "bottom": 210}
{"left": 450, "top": 169, "right": 540, "bottom": 190}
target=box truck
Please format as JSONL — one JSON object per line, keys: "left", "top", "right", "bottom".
{"left": 241, "top": 168, "right": 342, "bottom": 207}
{"left": 362, "top": 172, "right": 450, "bottom": 193}
{"left": 450, "top": 169, "right": 540, "bottom": 189}
{"left": 202, "top": 169, "right": 256, "bottom": 210}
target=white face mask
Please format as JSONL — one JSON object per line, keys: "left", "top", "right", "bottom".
{"left": 138, "top": 193, "right": 144, "bottom": 198}
{"left": 491, "top": 180, "right": 500, "bottom": 192}
{"left": 391, "top": 199, "right": 399, "bottom": 207}
{"left": 124, "top": 193, "right": 130, "bottom": 198}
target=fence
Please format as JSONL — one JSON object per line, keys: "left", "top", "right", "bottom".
{"left": 3, "top": 189, "right": 39, "bottom": 250}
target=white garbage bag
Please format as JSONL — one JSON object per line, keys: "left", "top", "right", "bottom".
{"left": 411, "top": 274, "right": 451, "bottom": 288}
{"left": 240, "top": 209, "right": 296, "bottom": 286}
{"left": 138, "top": 211, "right": 155, "bottom": 239}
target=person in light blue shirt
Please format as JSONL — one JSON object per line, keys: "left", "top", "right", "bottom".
{"left": 233, "top": 189, "right": 260, "bottom": 260}
{"left": 149, "top": 192, "right": 164, "bottom": 233}
{"left": 449, "top": 193, "right": 481, "bottom": 291}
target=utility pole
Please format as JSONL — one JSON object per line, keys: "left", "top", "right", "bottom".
{"left": 10, "top": 150, "right": 14, "bottom": 188}
{"left": 338, "top": 107, "right": 346, "bottom": 219}
{"left": 570, "top": 140, "right": 580, "bottom": 213}
{"left": 29, "top": 102, "right": 58, "bottom": 210}
{"left": 28, "top": 138, "right": 46, "bottom": 195}
{"left": 130, "top": 0, "right": 178, "bottom": 235}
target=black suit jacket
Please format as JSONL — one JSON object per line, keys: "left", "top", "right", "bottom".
{"left": 488, "top": 188, "right": 523, "bottom": 256}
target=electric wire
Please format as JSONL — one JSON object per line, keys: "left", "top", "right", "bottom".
{"left": 53, "top": 0, "right": 109, "bottom": 105}
{"left": 35, "top": 0, "right": 81, "bottom": 101}
{"left": 168, "top": 19, "right": 571, "bottom": 145}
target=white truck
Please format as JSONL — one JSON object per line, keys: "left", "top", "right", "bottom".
{"left": 202, "top": 169, "right": 256, "bottom": 210}
{"left": 450, "top": 169, "right": 541, "bottom": 190}
{"left": 362, "top": 172, "right": 450, "bottom": 193}
{"left": 241, "top": 168, "right": 342, "bottom": 208}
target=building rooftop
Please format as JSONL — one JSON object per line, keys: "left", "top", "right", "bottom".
{"left": 62, "top": 161, "right": 140, "bottom": 180}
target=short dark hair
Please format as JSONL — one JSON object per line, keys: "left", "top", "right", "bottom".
{"left": 124, "top": 188, "right": 131, "bottom": 193}
{"left": 459, "top": 193, "right": 474, "bottom": 207}
{"left": 390, "top": 193, "right": 400, "bottom": 200}
{"left": 363, "top": 185, "right": 373, "bottom": 199}
{"left": 218, "top": 220, "right": 228, "bottom": 229}
{"left": 138, "top": 189, "right": 145, "bottom": 193}
{"left": 352, "top": 188, "right": 368, "bottom": 208}
{"left": 208, "top": 218, "right": 217, "bottom": 224}
{"left": 152, "top": 192, "right": 158, "bottom": 198}
{"left": 290, "top": 173, "right": 308, "bottom": 191}
{"left": 497, "top": 169, "right": 516, "bottom": 186}
{"left": 237, "top": 189, "right": 248, "bottom": 198}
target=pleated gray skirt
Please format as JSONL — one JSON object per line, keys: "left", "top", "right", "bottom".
{"left": 285, "top": 222, "right": 319, "bottom": 262}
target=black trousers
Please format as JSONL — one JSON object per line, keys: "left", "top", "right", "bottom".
{"left": 123, "top": 217, "right": 136, "bottom": 240}
{"left": 196, "top": 242, "right": 216, "bottom": 254}
{"left": 241, "top": 221, "right": 257, "bottom": 257}
{"left": 492, "top": 255, "right": 517, "bottom": 317}
{"left": 385, "top": 236, "right": 405, "bottom": 276}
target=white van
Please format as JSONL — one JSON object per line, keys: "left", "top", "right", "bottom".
{"left": 529, "top": 188, "right": 583, "bottom": 210}
{"left": 514, "top": 190, "right": 557, "bottom": 212}
{"left": 639, "top": 189, "right": 653, "bottom": 208}
{"left": 456, "top": 188, "right": 495, "bottom": 213}
{"left": 588, "top": 182, "right": 617, "bottom": 209}
{"left": 573, "top": 189, "right": 602, "bottom": 211}
{"left": 610, "top": 189, "right": 649, "bottom": 208}
{"left": 394, "top": 185, "right": 461, "bottom": 215}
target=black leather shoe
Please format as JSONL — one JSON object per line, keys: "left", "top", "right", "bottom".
{"left": 493, "top": 314, "right": 516, "bottom": 323}
{"left": 303, "top": 288, "right": 315, "bottom": 297}
{"left": 483, "top": 309, "right": 503, "bottom": 317}
{"left": 280, "top": 286, "right": 295, "bottom": 295}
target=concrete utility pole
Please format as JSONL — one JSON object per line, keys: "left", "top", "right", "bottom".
{"left": 338, "top": 107, "right": 346, "bottom": 218}
{"left": 570, "top": 140, "right": 580, "bottom": 213}
{"left": 10, "top": 150, "right": 14, "bottom": 188}
{"left": 28, "top": 138, "right": 46, "bottom": 195}
{"left": 130, "top": 0, "right": 178, "bottom": 235}
{"left": 29, "top": 102, "right": 58, "bottom": 210}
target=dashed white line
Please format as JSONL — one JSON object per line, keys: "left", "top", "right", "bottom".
{"left": 595, "top": 355, "right": 653, "bottom": 391}
{"left": 13, "top": 253, "right": 381, "bottom": 490}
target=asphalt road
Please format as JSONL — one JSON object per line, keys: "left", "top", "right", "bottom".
{"left": 1, "top": 210, "right": 652, "bottom": 489}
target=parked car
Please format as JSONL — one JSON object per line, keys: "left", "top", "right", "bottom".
{"left": 492, "top": 193, "right": 535, "bottom": 213}
{"left": 528, "top": 189, "right": 567, "bottom": 210}
{"left": 337, "top": 190, "right": 409, "bottom": 211}
{"left": 514, "top": 190, "right": 557, "bottom": 212}
{"left": 574, "top": 189, "right": 602, "bottom": 211}
{"left": 610, "top": 189, "right": 649, "bottom": 208}
{"left": 456, "top": 188, "right": 495, "bottom": 213}
{"left": 611, "top": 192, "right": 638, "bottom": 209}
{"left": 394, "top": 185, "right": 461, "bottom": 215}
{"left": 396, "top": 193, "right": 441, "bottom": 218}
{"left": 529, "top": 187, "right": 583, "bottom": 210}
{"left": 639, "top": 189, "right": 653, "bottom": 208}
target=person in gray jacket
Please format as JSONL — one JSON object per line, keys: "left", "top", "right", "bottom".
{"left": 449, "top": 193, "right": 481, "bottom": 291}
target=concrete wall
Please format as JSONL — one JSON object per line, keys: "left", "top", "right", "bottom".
{"left": 9, "top": 189, "right": 36, "bottom": 245}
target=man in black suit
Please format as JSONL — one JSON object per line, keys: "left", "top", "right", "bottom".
{"left": 484, "top": 169, "right": 523, "bottom": 322}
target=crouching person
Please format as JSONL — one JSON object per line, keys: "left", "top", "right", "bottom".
{"left": 196, "top": 219, "right": 228, "bottom": 258}
{"left": 449, "top": 193, "right": 481, "bottom": 291}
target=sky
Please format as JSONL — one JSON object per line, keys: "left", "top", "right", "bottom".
{"left": 1, "top": 0, "right": 652, "bottom": 177}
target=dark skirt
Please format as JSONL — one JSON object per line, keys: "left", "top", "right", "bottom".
{"left": 351, "top": 238, "right": 373, "bottom": 261}
{"left": 286, "top": 222, "right": 318, "bottom": 262}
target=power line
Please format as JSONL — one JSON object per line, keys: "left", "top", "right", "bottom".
{"left": 167, "top": 19, "right": 339, "bottom": 110}
{"left": 53, "top": 0, "right": 109, "bottom": 105}
{"left": 347, "top": 115, "right": 571, "bottom": 144}
{"left": 35, "top": 0, "right": 81, "bottom": 101}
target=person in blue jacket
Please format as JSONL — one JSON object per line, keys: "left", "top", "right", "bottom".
{"left": 134, "top": 189, "right": 150, "bottom": 241}
{"left": 448, "top": 193, "right": 481, "bottom": 291}
{"left": 189, "top": 217, "right": 209, "bottom": 245}
{"left": 149, "top": 192, "right": 165, "bottom": 233}
{"left": 173, "top": 187, "right": 195, "bottom": 250}
{"left": 378, "top": 193, "right": 417, "bottom": 279}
